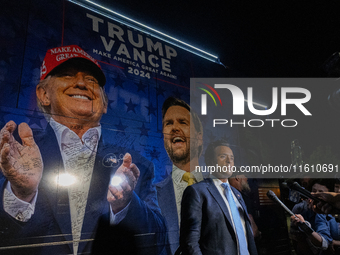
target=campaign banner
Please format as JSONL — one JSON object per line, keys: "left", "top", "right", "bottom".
{"left": 0, "top": 0, "right": 225, "bottom": 254}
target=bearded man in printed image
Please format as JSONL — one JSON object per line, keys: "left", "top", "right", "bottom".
{"left": 155, "top": 97, "right": 203, "bottom": 254}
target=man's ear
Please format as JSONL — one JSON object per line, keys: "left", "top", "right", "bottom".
{"left": 101, "top": 88, "right": 108, "bottom": 114}
{"left": 103, "top": 103, "right": 107, "bottom": 114}
{"left": 36, "top": 85, "right": 50, "bottom": 106}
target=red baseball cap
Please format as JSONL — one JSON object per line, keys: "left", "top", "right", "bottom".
{"left": 40, "top": 45, "right": 106, "bottom": 86}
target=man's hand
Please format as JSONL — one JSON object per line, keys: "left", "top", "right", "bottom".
{"left": 0, "top": 121, "right": 43, "bottom": 202}
{"left": 107, "top": 153, "right": 140, "bottom": 214}
{"left": 311, "top": 192, "right": 340, "bottom": 214}
{"left": 330, "top": 240, "right": 340, "bottom": 253}
{"left": 291, "top": 214, "right": 305, "bottom": 226}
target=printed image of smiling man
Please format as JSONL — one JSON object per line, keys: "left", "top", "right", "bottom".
{"left": 155, "top": 97, "right": 203, "bottom": 254}
{"left": 0, "top": 45, "right": 166, "bottom": 255}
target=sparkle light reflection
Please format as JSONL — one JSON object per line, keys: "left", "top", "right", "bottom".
{"left": 110, "top": 176, "right": 123, "bottom": 186}
{"left": 56, "top": 173, "right": 77, "bottom": 187}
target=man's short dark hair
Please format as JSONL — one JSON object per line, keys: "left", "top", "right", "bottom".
{"left": 311, "top": 179, "right": 334, "bottom": 192}
{"left": 162, "top": 97, "right": 203, "bottom": 156}
{"left": 204, "top": 140, "right": 231, "bottom": 166}
{"left": 162, "top": 97, "right": 190, "bottom": 119}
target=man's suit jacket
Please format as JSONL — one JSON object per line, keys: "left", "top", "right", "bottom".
{"left": 0, "top": 124, "right": 167, "bottom": 255}
{"left": 180, "top": 178, "right": 258, "bottom": 255}
{"left": 156, "top": 175, "right": 180, "bottom": 254}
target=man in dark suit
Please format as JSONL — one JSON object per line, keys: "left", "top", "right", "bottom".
{"left": 0, "top": 45, "right": 166, "bottom": 255}
{"left": 229, "top": 174, "right": 261, "bottom": 239}
{"left": 179, "top": 140, "right": 258, "bottom": 255}
{"left": 155, "top": 97, "right": 203, "bottom": 254}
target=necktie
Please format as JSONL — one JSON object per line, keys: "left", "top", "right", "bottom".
{"left": 182, "top": 172, "right": 195, "bottom": 186}
{"left": 221, "top": 182, "right": 248, "bottom": 255}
